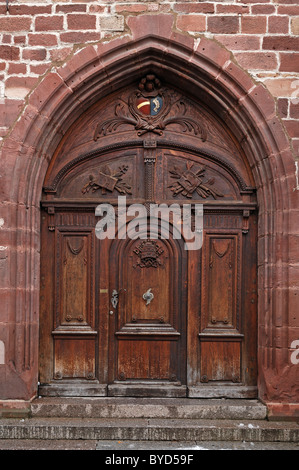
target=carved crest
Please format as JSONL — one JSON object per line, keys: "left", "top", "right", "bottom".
{"left": 168, "top": 161, "right": 223, "bottom": 199}
{"left": 133, "top": 240, "right": 164, "bottom": 268}
{"left": 94, "top": 74, "right": 206, "bottom": 139}
{"left": 136, "top": 75, "right": 163, "bottom": 116}
{"left": 81, "top": 164, "right": 132, "bottom": 195}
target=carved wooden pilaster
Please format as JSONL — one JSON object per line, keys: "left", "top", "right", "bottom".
{"left": 47, "top": 206, "right": 55, "bottom": 231}
{"left": 143, "top": 138, "right": 157, "bottom": 210}
{"left": 242, "top": 209, "right": 250, "bottom": 234}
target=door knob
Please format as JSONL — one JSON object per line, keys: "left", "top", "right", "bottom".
{"left": 143, "top": 288, "right": 154, "bottom": 306}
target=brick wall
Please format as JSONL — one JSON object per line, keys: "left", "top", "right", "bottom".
{"left": 0, "top": 0, "right": 298, "bottom": 160}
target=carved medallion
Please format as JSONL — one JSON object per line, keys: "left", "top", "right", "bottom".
{"left": 168, "top": 161, "right": 223, "bottom": 199}
{"left": 81, "top": 164, "right": 132, "bottom": 195}
{"left": 94, "top": 74, "right": 206, "bottom": 139}
{"left": 133, "top": 240, "right": 164, "bottom": 268}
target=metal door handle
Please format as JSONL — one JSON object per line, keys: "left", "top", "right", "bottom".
{"left": 111, "top": 288, "right": 126, "bottom": 309}
{"left": 143, "top": 288, "right": 154, "bottom": 306}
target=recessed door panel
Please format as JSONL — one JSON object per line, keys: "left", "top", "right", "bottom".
{"left": 108, "top": 231, "right": 187, "bottom": 396}
{"left": 126, "top": 239, "right": 170, "bottom": 324}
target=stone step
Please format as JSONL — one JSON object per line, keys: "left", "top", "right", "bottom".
{"left": 96, "top": 439, "right": 299, "bottom": 451}
{"left": 0, "top": 439, "right": 298, "bottom": 451}
{"left": 31, "top": 397, "right": 267, "bottom": 420}
{"left": 0, "top": 417, "right": 298, "bottom": 443}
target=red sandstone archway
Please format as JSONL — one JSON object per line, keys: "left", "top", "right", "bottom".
{"left": 0, "top": 15, "right": 298, "bottom": 416}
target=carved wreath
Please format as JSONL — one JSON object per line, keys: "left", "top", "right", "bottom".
{"left": 94, "top": 74, "right": 207, "bottom": 140}
{"left": 168, "top": 161, "right": 223, "bottom": 199}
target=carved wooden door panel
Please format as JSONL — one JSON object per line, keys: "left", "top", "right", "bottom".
{"left": 39, "top": 210, "right": 105, "bottom": 396}
{"left": 194, "top": 210, "right": 258, "bottom": 397}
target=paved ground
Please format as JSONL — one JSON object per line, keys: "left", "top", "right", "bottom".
{"left": 0, "top": 439, "right": 298, "bottom": 450}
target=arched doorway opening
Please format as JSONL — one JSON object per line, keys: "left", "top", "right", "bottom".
{"left": 39, "top": 73, "right": 258, "bottom": 398}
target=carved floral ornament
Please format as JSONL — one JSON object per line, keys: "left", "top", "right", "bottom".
{"left": 94, "top": 74, "right": 207, "bottom": 140}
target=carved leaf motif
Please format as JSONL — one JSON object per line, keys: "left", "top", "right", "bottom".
{"left": 162, "top": 99, "right": 207, "bottom": 141}
{"left": 93, "top": 75, "right": 207, "bottom": 140}
{"left": 94, "top": 100, "right": 137, "bottom": 138}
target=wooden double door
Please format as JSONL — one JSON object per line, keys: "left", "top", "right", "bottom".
{"left": 39, "top": 78, "right": 257, "bottom": 397}
{"left": 40, "top": 149, "right": 257, "bottom": 399}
